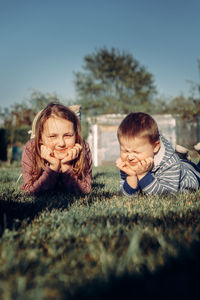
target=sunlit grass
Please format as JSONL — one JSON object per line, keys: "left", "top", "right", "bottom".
{"left": 0, "top": 165, "right": 200, "bottom": 299}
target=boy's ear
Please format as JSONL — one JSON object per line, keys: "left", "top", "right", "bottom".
{"left": 153, "top": 140, "right": 160, "bottom": 153}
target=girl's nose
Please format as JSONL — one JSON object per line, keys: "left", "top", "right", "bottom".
{"left": 58, "top": 137, "right": 65, "bottom": 147}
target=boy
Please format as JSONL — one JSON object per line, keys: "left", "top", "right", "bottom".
{"left": 116, "top": 112, "right": 200, "bottom": 196}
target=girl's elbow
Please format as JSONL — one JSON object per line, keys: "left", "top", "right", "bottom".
{"left": 83, "top": 185, "right": 92, "bottom": 194}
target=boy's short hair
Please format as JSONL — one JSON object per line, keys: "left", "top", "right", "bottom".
{"left": 117, "top": 112, "right": 160, "bottom": 144}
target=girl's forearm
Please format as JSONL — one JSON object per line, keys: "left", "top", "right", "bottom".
{"left": 61, "top": 168, "right": 92, "bottom": 194}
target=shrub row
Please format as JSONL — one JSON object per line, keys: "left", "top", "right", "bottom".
{"left": 0, "top": 127, "right": 30, "bottom": 161}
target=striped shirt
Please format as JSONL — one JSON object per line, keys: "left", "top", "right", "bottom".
{"left": 120, "top": 135, "right": 200, "bottom": 196}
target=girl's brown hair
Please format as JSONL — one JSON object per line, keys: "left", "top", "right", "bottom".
{"left": 117, "top": 112, "right": 160, "bottom": 144}
{"left": 32, "top": 102, "right": 86, "bottom": 182}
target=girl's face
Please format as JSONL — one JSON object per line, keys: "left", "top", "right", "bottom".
{"left": 119, "top": 135, "right": 160, "bottom": 166}
{"left": 41, "top": 116, "right": 76, "bottom": 159}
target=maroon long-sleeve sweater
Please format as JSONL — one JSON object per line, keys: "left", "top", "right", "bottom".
{"left": 21, "top": 138, "right": 92, "bottom": 195}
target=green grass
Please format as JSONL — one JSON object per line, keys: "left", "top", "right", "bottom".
{"left": 0, "top": 165, "right": 200, "bottom": 299}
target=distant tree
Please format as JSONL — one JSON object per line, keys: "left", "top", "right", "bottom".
{"left": 187, "top": 59, "right": 200, "bottom": 101}
{"left": 185, "top": 59, "right": 200, "bottom": 119}
{"left": 1, "top": 91, "right": 62, "bottom": 128}
{"left": 168, "top": 95, "right": 200, "bottom": 120}
{"left": 167, "top": 60, "right": 200, "bottom": 120}
{"left": 74, "top": 47, "right": 156, "bottom": 115}
{"left": 29, "top": 90, "right": 61, "bottom": 112}
{"left": 4, "top": 102, "right": 35, "bottom": 127}
{"left": 152, "top": 97, "right": 171, "bottom": 114}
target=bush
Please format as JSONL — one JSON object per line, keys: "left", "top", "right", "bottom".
{"left": 0, "top": 128, "right": 7, "bottom": 161}
{"left": 13, "top": 127, "right": 30, "bottom": 144}
{"left": 0, "top": 127, "right": 30, "bottom": 162}
{"left": 81, "top": 118, "right": 89, "bottom": 140}
{"left": 5, "top": 127, "right": 31, "bottom": 145}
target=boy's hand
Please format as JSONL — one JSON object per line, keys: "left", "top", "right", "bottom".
{"left": 116, "top": 157, "right": 137, "bottom": 176}
{"left": 60, "top": 143, "right": 82, "bottom": 172}
{"left": 40, "top": 145, "right": 60, "bottom": 171}
{"left": 132, "top": 157, "right": 154, "bottom": 180}
{"left": 116, "top": 157, "right": 138, "bottom": 189}
{"left": 116, "top": 156, "right": 154, "bottom": 190}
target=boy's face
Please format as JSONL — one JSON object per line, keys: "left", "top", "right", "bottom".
{"left": 119, "top": 135, "right": 160, "bottom": 166}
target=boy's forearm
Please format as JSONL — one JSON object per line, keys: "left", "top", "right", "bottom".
{"left": 127, "top": 175, "right": 138, "bottom": 188}
{"left": 137, "top": 171, "right": 149, "bottom": 181}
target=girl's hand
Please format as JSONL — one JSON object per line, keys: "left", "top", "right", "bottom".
{"left": 60, "top": 143, "right": 82, "bottom": 172}
{"left": 40, "top": 145, "right": 60, "bottom": 171}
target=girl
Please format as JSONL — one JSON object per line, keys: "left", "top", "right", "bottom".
{"left": 21, "top": 103, "right": 92, "bottom": 195}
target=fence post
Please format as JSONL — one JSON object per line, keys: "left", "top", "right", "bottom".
{"left": 197, "top": 115, "right": 200, "bottom": 142}
{"left": 93, "top": 124, "right": 98, "bottom": 167}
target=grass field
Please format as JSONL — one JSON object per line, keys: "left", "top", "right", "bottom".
{"left": 0, "top": 164, "right": 200, "bottom": 300}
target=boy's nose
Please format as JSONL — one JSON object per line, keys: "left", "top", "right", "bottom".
{"left": 128, "top": 153, "right": 136, "bottom": 161}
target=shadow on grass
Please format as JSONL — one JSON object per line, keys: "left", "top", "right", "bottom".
{"left": 0, "top": 189, "right": 82, "bottom": 235}
{"left": 70, "top": 242, "right": 200, "bottom": 300}
{"left": 81, "top": 207, "right": 200, "bottom": 229}
{"left": 1, "top": 188, "right": 200, "bottom": 236}
{"left": 0, "top": 179, "right": 120, "bottom": 235}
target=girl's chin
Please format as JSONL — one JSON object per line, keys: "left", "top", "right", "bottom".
{"left": 54, "top": 150, "right": 68, "bottom": 160}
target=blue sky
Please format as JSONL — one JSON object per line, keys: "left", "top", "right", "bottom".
{"left": 0, "top": 0, "right": 200, "bottom": 109}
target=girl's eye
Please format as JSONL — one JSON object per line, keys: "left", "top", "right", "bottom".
{"left": 64, "top": 134, "right": 73, "bottom": 137}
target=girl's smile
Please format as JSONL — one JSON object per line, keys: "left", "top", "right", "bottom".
{"left": 54, "top": 148, "right": 68, "bottom": 152}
